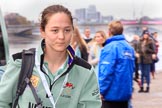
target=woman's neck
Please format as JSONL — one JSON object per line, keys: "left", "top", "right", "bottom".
{"left": 44, "top": 50, "right": 67, "bottom": 73}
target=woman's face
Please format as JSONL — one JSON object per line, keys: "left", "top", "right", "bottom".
{"left": 41, "top": 12, "right": 73, "bottom": 52}
{"left": 143, "top": 34, "right": 149, "bottom": 39}
{"left": 95, "top": 33, "right": 105, "bottom": 45}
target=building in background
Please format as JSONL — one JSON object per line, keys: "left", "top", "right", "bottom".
{"left": 75, "top": 5, "right": 114, "bottom": 24}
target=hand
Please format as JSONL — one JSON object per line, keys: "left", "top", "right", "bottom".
{"left": 155, "top": 42, "right": 159, "bottom": 46}
{"left": 100, "top": 95, "right": 104, "bottom": 100}
{"left": 152, "top": 54, "right": 157, "bottom": 60}
{"left": 135, "top": 53, "right": 139, "bottom": 58}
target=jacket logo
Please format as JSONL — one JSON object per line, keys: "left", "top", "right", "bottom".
{"left": 64, "top": 82, "right": 75, "bottom": 89}
{"left": 61, "top": 82, "right": 75, "bottom": 98}
{"left": 30, "top": 75, "right": 39, "bottom": 88}
{"left": 92, "top": 88, "right": 99, "bottom": 96}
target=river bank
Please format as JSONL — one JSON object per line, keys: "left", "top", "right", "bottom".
{"left": 8, "top": 33, "right": 41, "bottom": 54}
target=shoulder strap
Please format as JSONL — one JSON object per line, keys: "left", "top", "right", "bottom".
{"left": 17, "top": 48, "right": 36, "bottom": 96}
{"left": 12, "top": 48, "right": 42, "bottom": 108}
{"left": 74, "top": 56, "right": 91, "bottom": 70}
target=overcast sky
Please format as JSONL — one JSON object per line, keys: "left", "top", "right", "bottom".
{"left": 1, "top": 0, "right": 162, "bottom": 22}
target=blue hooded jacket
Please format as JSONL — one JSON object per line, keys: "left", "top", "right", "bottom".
{"left": 99, "top": 34, "right": 135, "bottom": 101}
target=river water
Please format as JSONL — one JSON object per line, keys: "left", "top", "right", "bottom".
{"left": 8, "top": 30, "right": 162, "bottom": 71}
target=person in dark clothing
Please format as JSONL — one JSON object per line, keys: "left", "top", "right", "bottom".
{"left": 137, "top": 33, "right": 155, "bottom": 93}
{"left": 141, "top": 26, "right": 149, "bottom": 37}
{"left": 131, "top": 35, "right": 140, "bottom": 79}
{"left": 150, "top": 32, "right": 159, "bottom": 79}
{"left": 130, "top": 35, "right": 141, "bottom": 88}
{"left": 83, "top": 28, "right": 92, "bottom": 44}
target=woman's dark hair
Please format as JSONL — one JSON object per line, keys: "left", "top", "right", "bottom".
{"left": 40, "top": 5, "right": 74, "bottom": 31}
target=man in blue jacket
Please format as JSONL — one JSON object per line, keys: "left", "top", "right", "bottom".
{"left": 98, "top": 21, "right": 135, "bottom": 108}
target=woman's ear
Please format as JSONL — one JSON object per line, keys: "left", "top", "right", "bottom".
{"left": 40, "top": 28, "right": 45, "bottom": 38}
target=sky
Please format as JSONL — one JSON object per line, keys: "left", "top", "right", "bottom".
{"left": 1, "top": 0, "right": 162, "bottom": 22}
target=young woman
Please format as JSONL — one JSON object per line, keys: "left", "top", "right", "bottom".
{"left": 137, "top": 32, "right": 155, "bottom": 93}
{"left": 70, "top": 27, "right": 89, "bottom": 61}
{"left": 88, "top": 30, "right": 107, "bottom": 75}
{"left": 0, "top": 5, "right": 101, "bottom": 108}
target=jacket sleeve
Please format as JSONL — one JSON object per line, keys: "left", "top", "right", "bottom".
{"left": 98, "top": 45, "right": 117, "bottom": 96}
{"left": 0, "top": 57, "right": 20, "bottom": 107}
{"left": 146, "top": 41, "right": 156, "bottom": 54}
{"left": 78, "top": 67, "right": 101, "bottom": 108}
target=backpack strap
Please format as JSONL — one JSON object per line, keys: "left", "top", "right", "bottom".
{"left": 12, "top": 48, "right": 42, "bottom": 108}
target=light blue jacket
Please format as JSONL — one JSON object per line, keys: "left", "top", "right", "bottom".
{"left": 0, "top": 66, "right": 5, "bottom": 80}
{"left": 0, "top": 43, "right": 101, "bottom": 108}
{"left": 99, "top": 35, "right": 135, "bottom": 101}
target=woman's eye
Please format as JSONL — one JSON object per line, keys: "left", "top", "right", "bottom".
{"left": 65, "top": 29, "right": 71, "bottom": 33}
{"left": 52, "top": 29, "right": 58, "bottom": 33}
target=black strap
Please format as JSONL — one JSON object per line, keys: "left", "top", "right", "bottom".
{"left": 12, "top": 48, "right": 43, "bottom": 108}
{"left": 25, "top": 78, "right": 42, "bottom": 108}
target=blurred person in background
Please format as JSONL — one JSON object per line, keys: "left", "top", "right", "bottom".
{"left": 99, "top": 21, "right": 135, "bottom": 108}
{"left": 150, "top": 32, "right": 160, "bottom": 79}
{"left": 141, "top": 26, "right": 149, "bottom": 37}
{"left": 71, "top": 26, "right": 89, "bottom": 61}
{"left": 137, "top": 32, "right": 155, "bottom": 93}
{"left": 88, "top": 30, "right": 107, "bottom": 76}
{"left": 130, "top": 35, "right": 141, "bottom": 86}
{"left": 83, "top": 27, "right": 92, "bottom": 44}
{"left": 82, "top": 27, "right": 94, "bottom": 54}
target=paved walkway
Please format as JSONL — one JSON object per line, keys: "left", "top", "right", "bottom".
{"left": 132, "top": 70, "right": 162, "bottom": 108}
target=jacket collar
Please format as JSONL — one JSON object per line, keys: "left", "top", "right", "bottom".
{"left": 38, "top": 39, "right": 75, "bottom": 70}
{"left": 105, "top": 34, "right": 126, "bottom": 45}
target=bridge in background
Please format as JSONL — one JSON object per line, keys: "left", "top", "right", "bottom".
{"left": 77, "top": 20, "right": 162, "bottom": 35}
{"left": 7, "top": 24, "right": 36, "bottom": 35}
{"left": 6, "top": 20, "right": 162, "bottom": 35}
